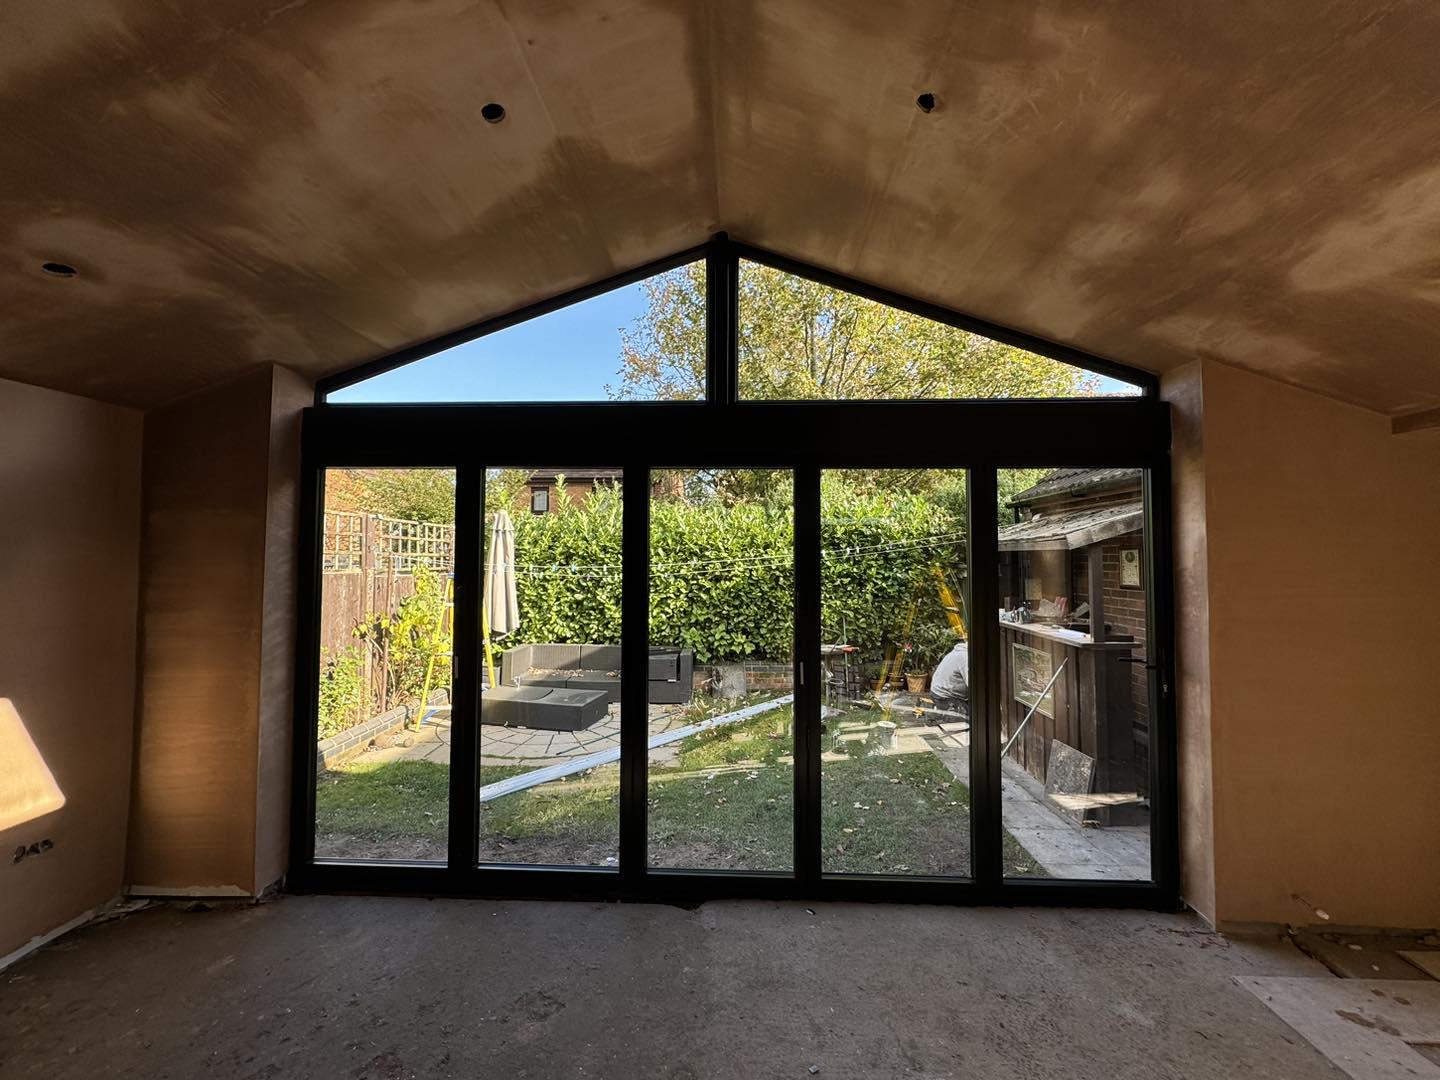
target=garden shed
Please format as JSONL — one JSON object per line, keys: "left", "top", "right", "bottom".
{"left": 997, "top": 467, "right": 1150, "bottom": 813}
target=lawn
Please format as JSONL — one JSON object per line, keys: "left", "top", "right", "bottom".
{"left": 315, "top": 702, "right": 1046, "bottom": 877}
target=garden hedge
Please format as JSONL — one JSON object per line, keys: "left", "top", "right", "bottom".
{"left": 506, "top": 481, "right": 965, "bottom": 663}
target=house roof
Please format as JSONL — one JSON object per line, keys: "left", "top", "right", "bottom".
{"left": 1009, "top": 467, "right": 1142, "bottom": 506}
{"left": 997, "top": 500, "right": 1145, "bottom": 552}
{"left": 3, "top": 4, "right": 1440, "bottom": 415}
{"left": 526, "top": 468, "right": 622, "bottom": 483}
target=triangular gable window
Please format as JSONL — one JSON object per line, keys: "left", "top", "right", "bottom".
{"left": 736, "top": 259, "right": 1141, "bottom": 400}
{"left": 328, "top": 260, "right": 705, "bottom": 403}
{"left": 322, "top": 245, "right": 1146, "bottom": 403}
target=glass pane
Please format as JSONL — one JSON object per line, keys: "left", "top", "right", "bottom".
{"left": 328, "top": 262, "right": 705, "bottom": 403}
{"left": 819, "top": 469, "right": 979, "bottom": 877}
{"left": 478, "top": 469, "right": 622, "bottom": 867}
{"left": 314, "top": 468, "right": 456, "bottom": 862}
{"left": 737, "top": 260, "right": 1142, "bottom": 400}
{"left": 648, "top": 469, "right": 795, "bottom": 872}
{"left": 997, "top": 467, "right": 1153, "bottom": 881}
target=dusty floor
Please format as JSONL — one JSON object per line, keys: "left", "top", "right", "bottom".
{"left": 0, "top": 896, "right": 1347, "bottom": 1079}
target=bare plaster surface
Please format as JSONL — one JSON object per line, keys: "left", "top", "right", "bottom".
{"left": 2, "top": 2, "right": 1439, "bottom": 411}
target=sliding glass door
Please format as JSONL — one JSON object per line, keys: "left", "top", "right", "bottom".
{"left": 646, "top": 468, "right": 796, "bottom": 873}
{"left": 818, "top": 468, "right": 975, "bottom": 879}
{"left": 475, "top": 466, "right": 624, "bottom": 868}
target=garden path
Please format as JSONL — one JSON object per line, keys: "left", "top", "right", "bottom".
{"left": 930, "top": 738, "right": 1151, "bottom": 880}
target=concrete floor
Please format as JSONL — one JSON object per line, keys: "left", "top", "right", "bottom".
{"left": 0, "top": 897, "right": 1347, "bottom": 1080}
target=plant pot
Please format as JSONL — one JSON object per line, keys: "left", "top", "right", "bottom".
{"left": 904, "top": 673, "right": 929, "bottom": 693}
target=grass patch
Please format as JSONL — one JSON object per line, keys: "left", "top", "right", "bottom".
{"left": 314, "top": 702, "right": 1046, "bottom": 877}
{"left": 315, "top": 758, "right": 454, "bottom": 843}
{"left": 479, "top": 761, "right": 620, "bottom": 861}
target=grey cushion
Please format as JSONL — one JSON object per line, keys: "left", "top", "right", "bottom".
{"left": 527, "top": 643, "right": 584, "bottom": 671}
{"left": 580, "top": 644, "right": 622, "bottom": 671}
{"left": 498, "top": 642, "right": 695, "bottom": 706}
{"left": 482, "top": 684, "right": 609, "bottom": 731}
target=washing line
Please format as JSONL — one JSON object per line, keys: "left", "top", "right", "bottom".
{"left": 506, "top": 532, "right": 969, "bottom": 579}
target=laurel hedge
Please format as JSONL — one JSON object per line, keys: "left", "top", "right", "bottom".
{"left": 506, "top": 481, "right": 963, "bottom": 663}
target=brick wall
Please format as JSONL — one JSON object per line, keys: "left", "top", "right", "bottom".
{"left": 1072, "top": 533, "right": 1150, "bottom": 738}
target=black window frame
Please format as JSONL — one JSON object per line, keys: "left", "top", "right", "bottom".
{"left": 292, "top": 235, "right": 1177, "bottom": 909}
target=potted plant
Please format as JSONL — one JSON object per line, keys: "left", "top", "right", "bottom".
{"left": 904, "top": 623, "right": 960, "bottom": 693}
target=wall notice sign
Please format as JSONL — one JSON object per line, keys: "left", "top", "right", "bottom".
{"left": 1121, "top": 548, "right": 1141, "bottom": 587}
{"left": 1012, "top": 643, "right": 1056, "bottom": 718}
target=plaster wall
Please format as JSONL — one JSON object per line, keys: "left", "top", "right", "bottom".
{"left": 0, "top": 378, "right": 142, "bottom": 957}
{"left": 1162, "top": 362, "right": 1217, "bottom": 923}
{"left": 1172, "top": 360, "right": 1440, "bottom": 928}
{"left": 127, "top": 365, "right": 306, "bottom": 894}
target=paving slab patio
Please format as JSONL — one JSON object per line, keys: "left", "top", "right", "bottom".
{"left": 357, "top": 703, "right": 692, "bottom": 769}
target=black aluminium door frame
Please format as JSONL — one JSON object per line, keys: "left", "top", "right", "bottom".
{"left": 290, "top": 404, "right": 1176, "bottom": 908}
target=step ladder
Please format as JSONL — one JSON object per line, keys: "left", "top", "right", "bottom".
{"left": 412, "top": 575, "right": 454, "bottom": 730}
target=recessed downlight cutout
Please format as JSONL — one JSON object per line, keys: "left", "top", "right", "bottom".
{"left": 40, "top": 261, "right": 78, "bottom": 278}
{"left": 481, "top": 102, "right": 506, "bottom": 124}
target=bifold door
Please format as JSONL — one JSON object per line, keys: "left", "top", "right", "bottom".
{"left": 297, "top": 450, "right": 1171, "bottom": 904}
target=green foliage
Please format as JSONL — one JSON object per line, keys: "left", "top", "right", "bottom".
{"left": 650, "top": 491, "right": 795, "bottom": 662}
{"left": 317, "top": 645, "right": 367, "bottom": 740}
{"left": 818, "top": 473, "right": 963, "bottom": 654}
{"left": 613, "top": 261, "right": 1097, "bottom": 402}
{"left": 505, "top": 484, "right": 625, "bottom": 647}
{"left": 498, "top": 476, "right": 962, "bottom": 663}
{"left": 332, "top": 468, "right": 456, "bottom": 523}
{"left": 390, "top": 562, "right": 451, "bottom": 702}
{"left": 905, "top": 621, "right": 961, "bottom": 673}
{"left": 484, "top": 467, "right": 533, "bottom": 517}
{"left": 997, "top": 467, "right": 1058, "bottom": 531}
{"left": 373, "top": 470, "right": 457, "bottom": 523}
{"left": 350, "top": 562, "right": 452, "bottom": 721}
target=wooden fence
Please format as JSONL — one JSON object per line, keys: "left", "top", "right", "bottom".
{"left": 320, "top": 512, "right": 455, "bottom": 686}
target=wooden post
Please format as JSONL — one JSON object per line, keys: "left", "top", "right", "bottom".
{"left": 362, "top": 513, "right": 378, "bottom": 712}
{"left": 1087, "top": 543, "right": 1106, "bottom": 645}
{"left": 1087, "top": 543, "right": 1112, "bottom": 817}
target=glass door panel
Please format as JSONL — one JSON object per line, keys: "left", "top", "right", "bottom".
{"left": 647, "top": 468, "right": 796, "bottom": 872}
{"left": 476, "top": 467, "right": 623, "bottom": 868}
{"left": 313, "top": 467, "right": 455, "bottom": 863}
{"left": 818, "top": 469, "right": 974, "bottom": 878}
{"left": 997, "top": 467, "right": 1154, "bottom": 881}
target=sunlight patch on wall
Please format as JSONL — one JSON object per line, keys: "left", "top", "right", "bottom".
{"left": 0, "top": 698, "right": 65, "bottom": 832}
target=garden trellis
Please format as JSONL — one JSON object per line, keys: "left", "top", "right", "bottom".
{"left": 322, "top": 510, "right": 454, "bottom": 574}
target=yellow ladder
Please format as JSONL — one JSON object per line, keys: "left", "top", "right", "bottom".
{"left": 413, "top": 576, "right": 454, "bottom": 730}
{"left": 875, "top": 564, "right": 969, "bottom": 692}
{"left": 931, "top": 563, "right": 968, "bottom": 637}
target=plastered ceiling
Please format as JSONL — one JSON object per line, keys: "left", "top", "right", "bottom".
{"left": 4, "top": 1, "right": 1440, "bottom": 413}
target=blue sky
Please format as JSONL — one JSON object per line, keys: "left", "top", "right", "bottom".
{"left": 329, "top": 281, "right": 646, "bottom": 403}
{"left": 329, "top": 278, "right": 1140, "bottom": 402}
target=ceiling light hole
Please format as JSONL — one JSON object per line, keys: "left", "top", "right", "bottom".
{"left": 40, "top": 261, "right": 78, "bottom": 278}
{"left": 916, "top": 92, "right": 937, "bottom": 114}
{"left": 481, "top": 102, "right": 506, "bottom": 124}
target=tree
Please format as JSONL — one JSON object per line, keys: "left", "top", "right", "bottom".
{"left": 612, "top": 262, "right": 1099, "bottom": 402}
{"left": 327, "top": 468, "right": 456, "bottom": 523}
